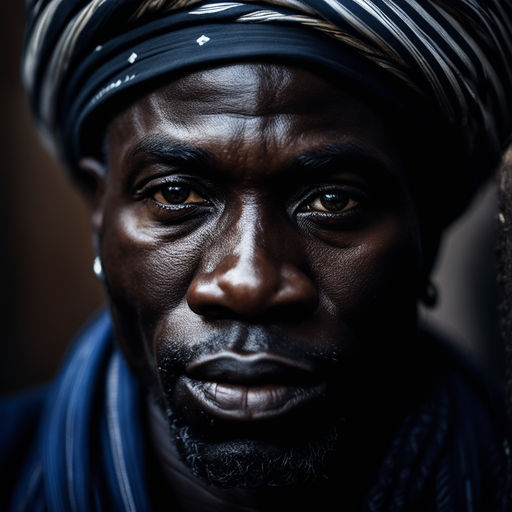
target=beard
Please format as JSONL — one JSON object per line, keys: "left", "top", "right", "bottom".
{"left": 150, "top": 324, "right": 357, "bottom": 488}
{"left": 165, "top": 405, "right": 342, "bottom": 488}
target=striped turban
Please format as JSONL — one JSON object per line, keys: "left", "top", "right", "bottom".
{"left": 23, "top": 0, "right": 512, "bottom": 221}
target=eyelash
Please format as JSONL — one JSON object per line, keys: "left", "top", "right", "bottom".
{"left": 137, "top": 178, "right": 206, "bottom": 201}
{"left": 300, "top": 185, "right": 366, "bottom": 210}
{"left": 131, "top": 179, "right": 214, "bottom": 228}
{"left": 136, "top": 176, "right": 367, "bottom": 227}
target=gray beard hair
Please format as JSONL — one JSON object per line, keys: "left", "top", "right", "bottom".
{"left": 165, "top": 408, "right": 340, "bottom": 488}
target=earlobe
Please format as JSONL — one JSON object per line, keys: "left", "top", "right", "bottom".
{"left": 78, "top": 157, "right": 107, "bottom": 232}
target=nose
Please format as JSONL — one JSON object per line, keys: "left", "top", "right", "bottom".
{"left": 186, "top": 210, "right": 318, "bottom": 320}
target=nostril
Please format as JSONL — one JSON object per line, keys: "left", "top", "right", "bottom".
{"left": 186, "top": 242, "right": 319, "bottom": 319}
{"left": 187, "top": 264, "right": 319, "bottom": 320}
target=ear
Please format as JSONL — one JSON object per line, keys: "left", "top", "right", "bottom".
{"left": 78, "top": 157, "right": 107, "bottom": 236}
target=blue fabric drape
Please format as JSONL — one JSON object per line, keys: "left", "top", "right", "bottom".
{"left": 3, "top": 310, "right": 509, "bottom": 511}
{"left": 8, "top": 311, "right": 152, "bottom": 512}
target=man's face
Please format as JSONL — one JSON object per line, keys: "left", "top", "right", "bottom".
{"left": 94, "top": 64, "right": 424, "bottom": 486}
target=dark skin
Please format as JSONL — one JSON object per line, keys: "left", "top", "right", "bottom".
{"left": 81, "top": 63, "right": 430, "bottom": 511}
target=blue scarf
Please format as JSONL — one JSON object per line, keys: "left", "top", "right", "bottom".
{"left": 7, "top": 310, "right": 510, "bottom": 511}
{"left": 9, "top": 311, "right": 151, "bottom": 512}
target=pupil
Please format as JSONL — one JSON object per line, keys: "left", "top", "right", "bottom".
{"left": 161, "top": 185, "right": 190, "bottom": 204}
{"left": 320, "top": 191, "right": 348, "bottom": 211}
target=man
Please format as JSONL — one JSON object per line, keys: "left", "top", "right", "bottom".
{"left": 2, "top": 0, "right": 512, "bottom": 510}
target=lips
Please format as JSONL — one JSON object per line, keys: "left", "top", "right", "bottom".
{"left": 182, "top": 351, "right": 326, "bottom": 421}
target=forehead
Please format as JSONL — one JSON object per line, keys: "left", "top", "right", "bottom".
{"left": 107, "top": 63, "right": 404, "bottom": 175}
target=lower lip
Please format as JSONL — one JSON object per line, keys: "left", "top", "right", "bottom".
{"left": 183, "top": 378, "right": 326, "bottom": 421}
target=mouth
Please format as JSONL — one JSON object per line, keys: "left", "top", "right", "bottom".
{"left": 182, "top": 351, "right": 326, "bottom": 421}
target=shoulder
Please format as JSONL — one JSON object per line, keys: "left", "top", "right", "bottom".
{"left": 366, "top": 328, "right": 510, "bottom": 511}
{"left": 422, "top": 327, "right": 510, "bottom": 510}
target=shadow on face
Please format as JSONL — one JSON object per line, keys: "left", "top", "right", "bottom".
{"left": 80, "top": 63, "right": 427, "bottom": 489}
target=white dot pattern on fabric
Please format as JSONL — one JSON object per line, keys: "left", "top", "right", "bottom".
{"left": 128, "top": 52, "right": 138, "bottom": 64}
{"left": 92, "top": 74, "right": 136, "bottom": 104}
{"left": 196, "top": 35, "right": 210, "bottom": 46}
{"left": 21, "top": 0, "right": 512, "bottom": 175}
{"left": 95, "top": 45, "right": 103, "bottom": 52}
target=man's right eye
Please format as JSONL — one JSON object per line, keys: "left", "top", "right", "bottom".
{"left": 152, "top": 184, "right": 208, "bottom": 206}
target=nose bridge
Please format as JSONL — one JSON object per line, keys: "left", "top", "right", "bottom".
{"left": 212, "top": 199, "right": 283, "bottom": 306}
{"left": 228, "top": 200, "right": 276, "bottom": 279}
{"left": 187, "top": 198, "right": 318, "bottom": 318}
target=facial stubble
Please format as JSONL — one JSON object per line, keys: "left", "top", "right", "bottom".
{"left": 152, "top": 329, "right": 349, "bottom": 488}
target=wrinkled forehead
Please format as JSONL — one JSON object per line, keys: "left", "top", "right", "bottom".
{"left": 107, "top": 63, "right": 404, "bottom": 175}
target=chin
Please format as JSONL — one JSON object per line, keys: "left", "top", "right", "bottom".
{"left": 166, "top": 407, "right": 342, "bottom": 488}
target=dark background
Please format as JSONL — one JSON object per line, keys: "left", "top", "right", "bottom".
{"left": 0, "top": 2, "right": 504, "bottom": 396}
{"left": 0, "top": 3, "right": 106, "bottom": 395}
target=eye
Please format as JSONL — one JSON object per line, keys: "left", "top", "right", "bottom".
{"left": 306, "top": 190, "right": 358, "bottom": 213}
{"left": 153, "top": 184, "right": 208, "bottom": 206}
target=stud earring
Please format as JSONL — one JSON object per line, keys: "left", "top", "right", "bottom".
{"left": 421, "top": 281, "right": 438, "bottom": 308}
{"left": 93, "top": 256, "right": 104, "bottom": 280}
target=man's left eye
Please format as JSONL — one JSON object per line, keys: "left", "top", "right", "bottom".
{"left": 306, "top": 190, "right": 358, "bottom": 213}
{"left": 153, "top": 184, "right": 207, "bottom": 205}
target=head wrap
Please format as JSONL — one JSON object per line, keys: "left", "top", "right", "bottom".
{"left": 23, "top": 0, "right": 512, "bottom": 220}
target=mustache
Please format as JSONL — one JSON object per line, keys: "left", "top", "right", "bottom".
{"left": 155, "top": 323, "right": 344, "bottom": 380}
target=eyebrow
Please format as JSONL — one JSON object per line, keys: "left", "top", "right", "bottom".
{"left": 124, "top": 135, "right": 394, "bottom": 181}
{"left": 291, "top": 143, "right": 394, "bottom": 177}
{"left": 124, "top": 134, "right": 214, "bottom": 171}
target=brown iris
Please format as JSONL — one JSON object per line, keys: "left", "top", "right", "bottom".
{"left": 153, "top": 184, "right": 206, "bottom": 205}
{"left": 308, "top": 191, "right": 357, "bottom": 213}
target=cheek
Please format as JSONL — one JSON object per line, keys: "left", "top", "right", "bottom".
{"left": 99, "top": 207, "right": 207, "bottom": 369}
{"left": 102, "top": 223, "right": 188, "bottom": 306}
{"left": 311, "top": 218, "right": 421, "bottom": 322}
